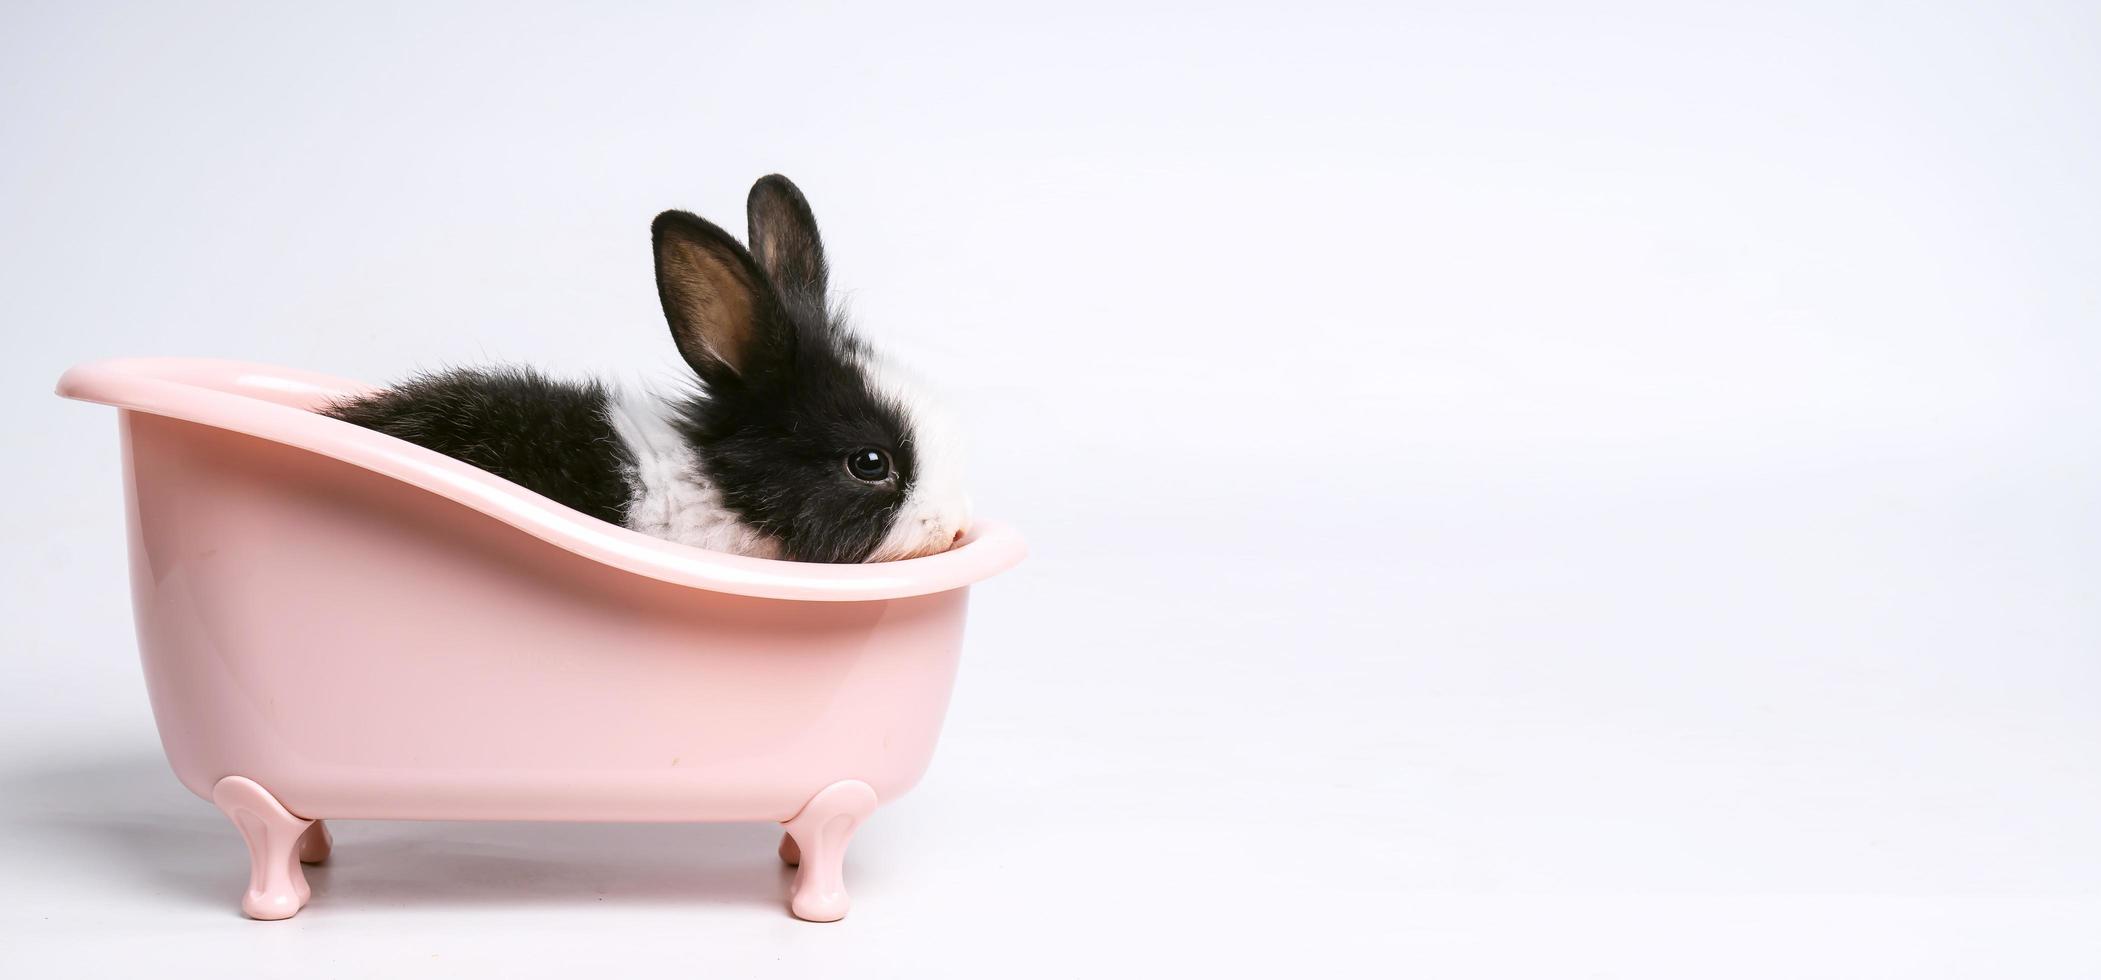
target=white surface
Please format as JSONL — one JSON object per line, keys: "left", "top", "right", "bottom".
{"left": 3, "top": 2, "right": 2097, "bottom": 976}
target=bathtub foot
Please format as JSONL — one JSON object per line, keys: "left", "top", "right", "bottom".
{"left": 780, "top": 779, "right": 878, "bottom": 922}
{"left": 211, "top": 776, "right": 316, "bottom": 920}
{"left": 298, "top": 819, "right": 333, "bottom": 864}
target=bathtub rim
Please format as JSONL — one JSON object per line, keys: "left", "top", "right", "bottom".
{"left": 59, "top": 356, "right": 1025, "bottom": 601}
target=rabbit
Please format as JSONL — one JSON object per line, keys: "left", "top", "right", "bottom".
{"left": 325, "top": 175, "right": 970, "bottom": 564}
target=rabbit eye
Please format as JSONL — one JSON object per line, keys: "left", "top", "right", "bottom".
{"left": 846, "top": 447, "right": 892, "bottom": 482}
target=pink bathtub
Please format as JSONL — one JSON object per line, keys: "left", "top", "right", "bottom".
{"left": 55, "top": 358, "right": 1025, "bottom": 922}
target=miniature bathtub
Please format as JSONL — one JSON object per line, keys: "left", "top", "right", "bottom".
{"left": 55, "top": 358, "right": 1024, "bottom": 922}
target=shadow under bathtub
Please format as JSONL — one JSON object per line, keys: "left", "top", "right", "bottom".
{"left": 0, "top": 750, "right": 815, "bottom": 916}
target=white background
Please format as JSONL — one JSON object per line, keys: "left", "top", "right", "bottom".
{"left": 4, "top": 1, "right": 2098, "bottom": 976}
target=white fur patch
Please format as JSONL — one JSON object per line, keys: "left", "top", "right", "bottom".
{"left": 859, "top": 355, "right": 973, "bottom": 562}
{"left": 604, "top": 390, "right": 784, "bottom": 559}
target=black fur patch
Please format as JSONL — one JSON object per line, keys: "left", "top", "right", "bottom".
{"left": 650, "top": 178, "right": 925, "bottom": 564}
{"left": 324, "top": 368, "right": 635, "bottom": 526}
{"left": 668, "top": 315, "right": 918, "bottom": 564}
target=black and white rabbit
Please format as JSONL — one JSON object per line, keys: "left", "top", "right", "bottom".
{"left": 326, "top": 175, "right": 969, "bottom": 564}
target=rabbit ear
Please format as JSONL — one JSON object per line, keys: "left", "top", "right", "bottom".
{"left": 746, "top": 174, "right": 828, "bottom": 300}
{"left": 651, "top": 210, "right": 789, "bottom": 383}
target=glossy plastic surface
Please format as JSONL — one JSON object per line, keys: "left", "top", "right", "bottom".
{"left": 57, "top": 357, "right": 1023, "bottom": 918}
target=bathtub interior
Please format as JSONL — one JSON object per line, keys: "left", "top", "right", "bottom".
{"left": 57, "top": 358, "right": 1026, "bottom": 602}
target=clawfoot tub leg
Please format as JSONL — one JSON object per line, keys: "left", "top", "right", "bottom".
{"left": 211, "top": 776, "right": 317, "bottom": 920}
{"left": 779, "top": 780, "right": 878, "bottom": 922}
